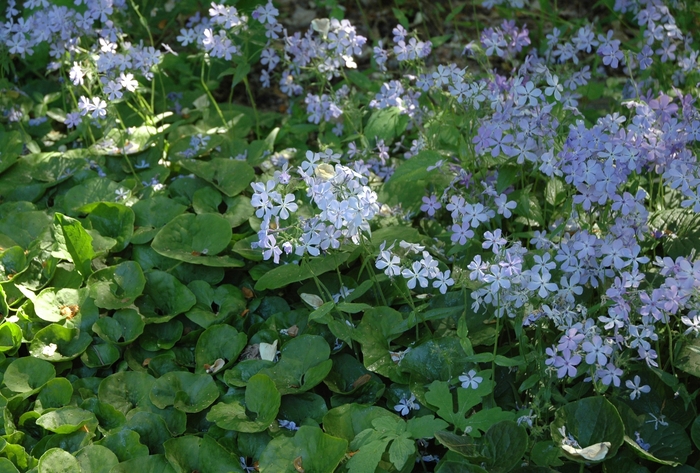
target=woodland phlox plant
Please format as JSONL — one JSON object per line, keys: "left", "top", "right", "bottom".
{"left": 3, "top": 0, "right": 700, "bottom": 469}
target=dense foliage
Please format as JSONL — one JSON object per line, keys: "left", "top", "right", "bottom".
{"left": 1, "top": 0, "right": 700, "bottom": 471}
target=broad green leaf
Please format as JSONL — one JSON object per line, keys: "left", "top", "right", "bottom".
{"left": 37, "top": 378, "right": 74, "bottom": 409}
{"left": 37, "top": 407, "right": 97, "bottom": 434}
{"left": 124, "top": 411, "right": 172, "bottom": 454}
{"left": 34, "top": 287, "right": 95, "bottom": 322}
{"left": 435, "top": 430, "right": 488, "bottom": 462}
{"left": 399, "top": 336, "right": 471, "bottom": 382}
{"left": 649, "top": 209, "right": 700, "bottom": 259}
{"left": 254, "top": 253, "right": 351, "bottom": 291}
{"left": 75, "top": 445, "right": 119, "bottom": 473}
{"left": 4, "top": 357, "right": 55, "bottom": 393}
{"left": 80, "top": 398, "right": 126, "bottom": 432}
{"left": 185, "top": 281, "right": 247, "bottom": 328}
{"left": 81, "top": 342, "right": 121, "bottom": 368}
{"left": 406, "top": 416, "right": 449, "bottom": 439}
{"left": 259, "top": 335, "right": 332, "bottom": 395}
{"left": 323, "top": 404, "right": 396, "bottom": 442}
{"left": 95, "top": 429, "right": 149, "bottom": 462}
{"left": 345, "top": 439, "right": 388, "bottom": 473}
{"left": 0, "top": 246, "right": 27, "bottom": 280}
{"left": 625, "top": 419, "right": 691, "bottom": 466}
{"left": 87, "top": 261, "right": 145, "bottom": 309}
{"left": 206, "top": 373, "right": 280, "bottom": 432}
{"left": 80, "top": 202, "right": 135, "bottom": 252}
{"left": 0, "top": 206, "right": 51, "bottom": 249}
{"left": 0, "top": 130, "right": 23, "bottom": 175}
{"left": 676, "top": 337, "right": 700, "bottom": 378}
{"left": 195, "top": 324, "right": 247, "bottom": 373}
{"left": 200, "top": 435, "right": 245, "bottom": 473}
{"left": 352, "top": 307, "right": 408, "bottom": 383}
{"left": 163, "top": 436, "right": 201, "bottom": 473}
{"left": 150, "top": 372, "right": 219, "bottom": 413}
{"left": 139, "top": 320, "right": 183, "bottom": 351}
{"left": 551, "top": 396, "right": 625, "bottom": 463}
{"left": 0, "top": 458, "right": 19, "bottom": 473}
{"left": 482, "top": 421, "right": 528, "bottom": 473}
{"left": 0, "top": 321, "right": 22, "bottom": 353}
{"left": 324, "top": 353, "right": 385, "bottom": 405}
{"left": 110, "top": 454, "right": 176, "bottom": 473}
{"left": 692, "top": 416, "right": 700, "bottom": 450}
{"left": 53, "top": 213, "right": 95, "bottom": 278}
{"left": 98, "top": 371, "right": 156, "bottom": 415}
{"left": 364, "top": 107, "right": 406, "bottom": 146}
{"left": 92, "top": 309, "right": 145, "bottom": 345}
{"left": 279, "top": 392, "right": 328, "bottom": 425}
{"left": 388, "top": 435, "right": 415, "bottom": 470}
{"left": 29, "top": 324, "right": 92, "bottom": 361}
{"left": 37, "top": 448, "right": 81, "bottom": 473}
{"left": 258, "top": 426, "right": 348, "bottom": 473}
{"left": 224, "top": 359, "right": 275, "bottom": 387}
{"left": 180, "top": 158, "right": 255, "bottom": 197}
{"left": 136, "top": 270, "right": 196, "bottom": 323}
{"left": 380, "top": 150, "right": 451, "bottom": 211}
{"left": 151, "top": 213, "right": 242, "bottom": 267}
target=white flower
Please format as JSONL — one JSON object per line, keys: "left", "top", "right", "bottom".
{"left": 42, "top": 343, "right": 58, "bottom": 357}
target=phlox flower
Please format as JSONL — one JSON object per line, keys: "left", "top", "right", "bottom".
{"left": 459, "top": 370, "right": 483, "bottom": 389}
{"left": 625, "top": 375, "right": 651, "bottom": 400}
{"left": 433, "top": 270, "right": 454, "bottom": 294}
{"left": 394, "top": 394, "right": 419, "bottom": 416}
{"left": 494, "top": 193, "right": 516, "bottom": 218}
{"left": 597, "top": 363, "right": 623, "bottom": 387}
{"left": 402, "top": 261, "right": 429, "bottom": 289}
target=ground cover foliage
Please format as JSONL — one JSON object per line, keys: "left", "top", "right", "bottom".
{"left": 1, "top": 0, "right": 700, "bottom": 471}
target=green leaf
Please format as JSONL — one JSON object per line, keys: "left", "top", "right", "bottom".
{"left": 151, "top": 213, "right": 242, "bottom": 267}
{"left": 0, "top": 458, "right": 20, "bottom": 473}
{"left": 406, "top": 416, "right": 449, "bottom": 439}
{"left": 163, "top": 436, "right": 201, "bottom": 473}
{"left": 53, "top": 213, "right": 95, "bottom": 278}
{"left": 258, "top": 426, "right": 348, "bottom": 473}
{"left": 482, "top": 421, "right": 528, "bottom": 473}
{"left": 80, "top": 202, "right": 135, "bottom": 252}
{"left": 37, "top": 407, "right": 97, "bottom": 434}
{"left": 180, "top": 158, "right": 255, "bottom": 197}
{"left": 675, "top": 337, "right": 700, "bottom": 378}
{"left": 34, "top": 287, "right": 94, "bottom": 322}
{"left": 200, "top": 435, "right": 245, "bottom": 473}
{"left": 139, "top": 320, "right": 183, "bottom": 351}
{"left": 323, "top": 353, "right": 385, "bottom": 405}
{"left": 124, "top": 411, "right": 172, "bottom": 454}
{"left": 254, "top": 253, "right": 351, "bottom": 291}
{"left": 352, "top": 307, "right": 407, "bottom": 383}
{"left": 435, "top": 430, "right": 488, "bottom": 462}
{"left": 194, "top": 324, "right": 247, "bottom": 373}
{"left": 0, "top": 321, "right": 22, "bottom": 353}
{"left": 38, "top": 448, "right": 81, "bottom": 473}
{"left": 649, "top": 209, "right": 700, "bottom": 259}
{"left": 92, "top": 308, "right": 145, "bottom": 345}
{"left": 692, "top": 416, "right": 700, "bottom": 450}
{"left": 80, "top": 398, "right": 126, "bottom": 432}
{"left": 388, "top": 435, "right": 415, "bottom": 470}
{"left": 95, "top": 429, "right": 149, "bottom": 462}
{"left": 380, "top": 150, "right": 450, "bottom": 211}
{"left": 3, "top": 356, "right": 55, "bottom": 393}
{"left": 29, "top": 324, "right": 92, "bottom": 361}
{"left": 98, "top": 371, "right": 156, "bottom": 415}
{"left": 37, "top": 378, "right": 74, "bottom": 409}
{"left": 110, "top": 454, "right": 176, "bottom": 473}
{"left": 400, "top": 336, "right": 471, "bottom": 382}
{"left": 207, "top": 373, "right": 280, "bottom": 432}
{"left": 346, "top": 439, "right": 389, "bottom": 473}
{"left": 150, "top": 372, "right": 220, "bottom": 413}
{"left": 425, "top": 380, "right": 493, "bottom": 433}
{"left": 137, "top": 270, "right": 196, "bottom": 323}
{"left": 550, "top": 396, "right": 625, "bottom": 463}
{"left": 87, "top": 261, "right": 146, "bottom": 309}
{"left": 323, "top": 404, "right": 396, "bottom": 442}
{"left": 259, "top": 335, "right": 332, "bottom": 395}
{"left": 74, "top": 445, "right": 119, "bottom": 473}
